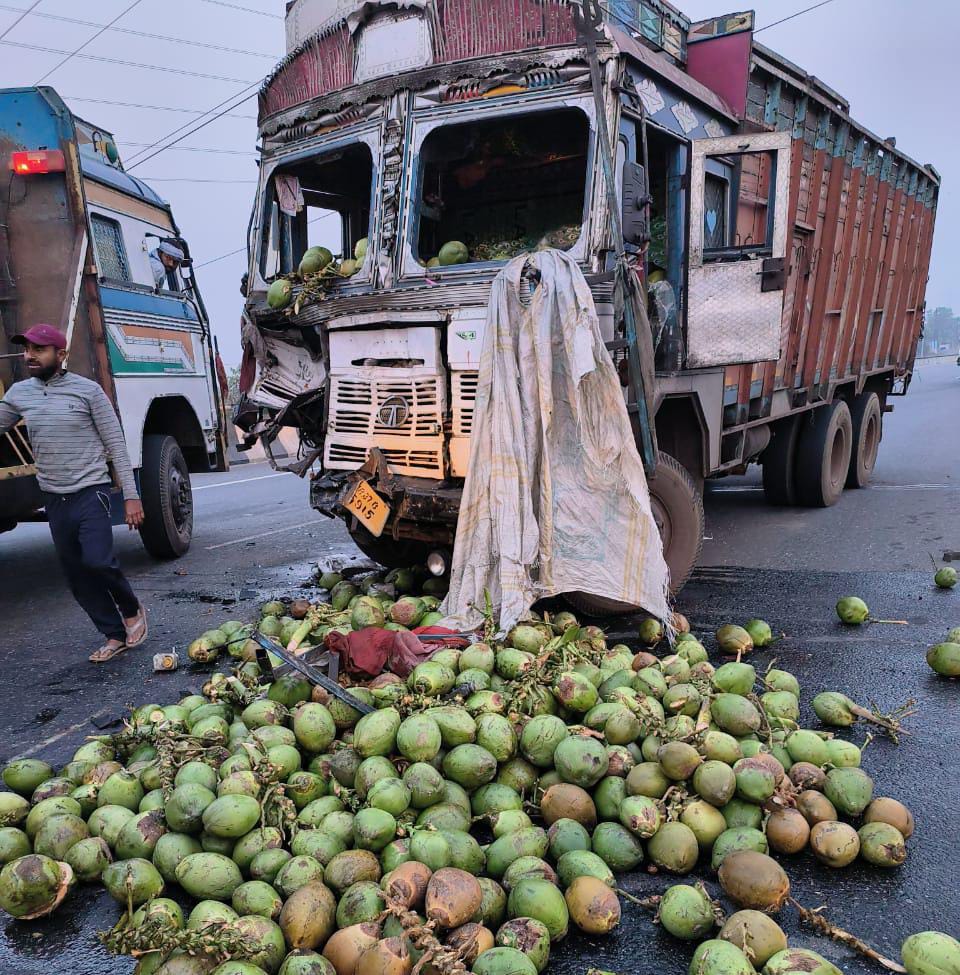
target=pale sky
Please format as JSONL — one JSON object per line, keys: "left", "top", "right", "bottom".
{"left": 0, "top": 0, "right": 955, "bottom": 365}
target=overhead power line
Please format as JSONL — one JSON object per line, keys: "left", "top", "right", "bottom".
{"left": 0, "top": 0, "right": 39, "bottom": 41}
{"left": 118, "top": 140, "right": 256, "bottom": 156}
{"left": 755, "top": 0, "right": 839, "bottom": 33}
{"left": 1, "top": 38, "right": 257, "bottom": 84}
{"left": 200, "top": 0, "right": 282, "bottom": 18}
{"left": 36, "top": 0, "right": 144, "bottom": 84}
{"left": 0, "top": 3, "right": 278, "bottom": 58}
{"left": 137, "top": 177, "right": 256, "bottom": 184}
{"left": 63, "top": 95, "right": 257, "bottom": 120}
{"left": 196, "top": 244, "right": 248, "bottom": 269}
{"left": 125, "top": 85, "right": 262, "bottom": 170}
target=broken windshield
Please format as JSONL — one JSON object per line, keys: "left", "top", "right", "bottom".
{"left": 259, "top": 141, "right": 374, "bottom": 280}
{"left": 414, "top": 107, "right": 590, "bottom": 267}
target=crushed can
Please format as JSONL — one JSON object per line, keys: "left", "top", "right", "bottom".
{"left": 153, "top": 651, "right": 179, "bottom": 673}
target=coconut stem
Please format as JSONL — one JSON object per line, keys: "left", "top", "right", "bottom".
{"left": 615, "top": 888, "right": 661, "bottom": 911}
{"left": 789, "top": 898, "right": 906, "bottom": 972}
{"left": 383, "top": 895, "right": 470, "bottom": 975}
{"left": 848, "top": 699, "right": 915, "bottom": 742}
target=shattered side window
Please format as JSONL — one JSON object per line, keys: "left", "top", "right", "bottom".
{"left": 259, "top": 142, "right": 374, "bottom": 280}
{"left": 415, "top": 107, "right": 590, "bottom": 267}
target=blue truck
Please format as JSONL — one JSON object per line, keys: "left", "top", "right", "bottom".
{"left": 0, "top": 86, "right": 228, "bottom": 556}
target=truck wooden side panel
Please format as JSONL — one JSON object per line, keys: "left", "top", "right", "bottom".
{"left": 718, "top": 47, "right": 939, "bottom": 424}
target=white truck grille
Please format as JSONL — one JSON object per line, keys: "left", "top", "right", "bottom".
{"left": 449, "top": 369, "right": 478, "bottom": 477}
{"left": 324, "top": 371, "right": 446, "bottom": 477}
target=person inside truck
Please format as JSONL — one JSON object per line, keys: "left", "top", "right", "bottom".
{"left": 0, "top": 324, "right": 149, "bottom": 663}
{"left": 149, "top": 239, "right": 184, "bottom": 291}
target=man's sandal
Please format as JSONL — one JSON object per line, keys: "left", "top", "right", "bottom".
{"left": 124, "top": 606, "right": 148, "bottom": 648}
{"left": 89, "top": 640, "right": 129, "bottom": 663}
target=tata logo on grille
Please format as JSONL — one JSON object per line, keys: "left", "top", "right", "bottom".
{"left": 377, "top": 395, "right": 410, "bottom": 428}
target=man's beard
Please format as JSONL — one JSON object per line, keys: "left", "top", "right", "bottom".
{"left": 31, "top": 363, "right": 61, "bottom": 381}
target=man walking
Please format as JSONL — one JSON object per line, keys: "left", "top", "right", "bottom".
{"left": 0, "top": 324, "right": 148, "bottom": 662}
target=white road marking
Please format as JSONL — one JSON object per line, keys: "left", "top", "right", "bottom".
{"left": 711, "top": 483, "right": 957, "bottom": 493}
{"left": 205, "top": 520, "right": 327, "bottom": 550}
{"left": 16, "top": 709, "right": 113, "bottom": 757}
{"left": 194, "top": 472, "right": 287, "bottom": 491}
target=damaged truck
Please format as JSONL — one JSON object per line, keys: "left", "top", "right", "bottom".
{"left": 238, "top": 0, "right": 939, "bottom": 607}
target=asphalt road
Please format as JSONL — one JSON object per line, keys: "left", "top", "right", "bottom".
{"left": 0, "top": 358, "right": 956, "bottom": 975}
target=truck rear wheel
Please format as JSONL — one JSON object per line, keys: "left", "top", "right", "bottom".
{"left": 564, "top": 452, "right": 703, "bottom": 616}
{"left": 139, "top": 434, "right": 193, "bottom": 558}
{"left": 846, "top": 391, "right": 882, "bottom": 488}
{"left": 762, "top": 415, "right": 801, "bottom": 505}
{"left": 795, "top": 400, "right": 853, "bottom": 507}
{"left": 347, "top": 522, "right": 431, "bottom": 569}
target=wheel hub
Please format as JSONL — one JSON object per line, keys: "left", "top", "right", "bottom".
{"left": 651, "top": 494, "right": 673, "bottom": 551}
{"left": 169, "top": 466, "right": 192, "bottom": 532}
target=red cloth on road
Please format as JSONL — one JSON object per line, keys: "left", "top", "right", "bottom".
{"left": 324, "top": 628, "right": 426, "bottom": 678}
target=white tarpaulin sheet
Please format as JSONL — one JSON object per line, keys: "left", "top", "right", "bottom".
{"left": 442, "top": 250, "right": 671, "bottom": 631}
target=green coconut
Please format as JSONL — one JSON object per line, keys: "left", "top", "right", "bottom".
{"left": 900, "top": 931, "right": 960, "bottom": 975}
{"left": 658, "top": 883, "right": 715, "bottom": 940}
{"left": 836, "top": 596, "right": 869, "bottom": 624}
{"left": 267, "top": 279, "right": 293, "bottom": 310}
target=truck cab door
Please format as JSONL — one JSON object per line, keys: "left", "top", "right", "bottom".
{"left": 686, "top": 131, "right": 792, "bottom": 368}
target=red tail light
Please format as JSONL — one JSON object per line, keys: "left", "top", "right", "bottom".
{"left": 10, "top": 150, "right": 66, "bottom": 175}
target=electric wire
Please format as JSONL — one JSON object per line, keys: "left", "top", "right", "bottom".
{"left": 124, "top": 85, "right": 262, "bottom": 170}
{"left": 118, "top": 140, "right": 255, "bottom": 156}
{"left": 0, "top": 3, "right": 278, "bottom": 58}
{"left": 0, "top": 38, "right": 256, "bottom": 84}
{"left": 63, "top": 95, "right": 257, "bottom": 120}
{"left": 0, "top": 0, "right": 39, "bottom": 41}
{"left": 36, "top": 0, "right": 145, "bottom": 84}
{"left": 755, "top": 0, "right": 839, "bottom": 33}
{"left": 199, "top": 0, "right": 282, "bottom": 17}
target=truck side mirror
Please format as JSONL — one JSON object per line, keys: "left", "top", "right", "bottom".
{"left": 622, "top": 161, "right": 651, "bottom": 246}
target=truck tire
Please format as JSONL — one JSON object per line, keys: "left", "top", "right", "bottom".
{"left": 795, "top": 400, "right": 853, "bottom": 507}
{"left": 347, "top": 523, "right": 431, "bottom": 569}
{"left": 564, "top": 452, "right": 703, "bottom": 616}
{"left": 762, "top": 415, "right": 801, "bottom": 505}
{"left": 139, "top": 434, "right": 193, "bottom": 558}
{"left": 846, "top": 391, "right": 882, "bottom": 488}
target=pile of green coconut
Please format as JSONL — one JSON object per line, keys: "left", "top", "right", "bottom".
{"left": 0, "top": 595, "right": 958, "bottom": 975}
{"left": 266, "top": 239, "right": 369, "bottom": 314}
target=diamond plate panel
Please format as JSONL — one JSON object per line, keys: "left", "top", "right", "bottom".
{"left": 686, "top": 261, "right": 783, "bottom": 367}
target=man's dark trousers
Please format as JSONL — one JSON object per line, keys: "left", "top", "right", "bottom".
{"left": 44, "top": 483, "right": 139, "bottom": 642}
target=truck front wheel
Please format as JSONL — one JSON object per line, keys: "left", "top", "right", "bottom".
{"left": 565, "top": 451, "right": 703, "bottom": 616}
{"left": 139, "top": 434, "right": 193, "bottom": 558}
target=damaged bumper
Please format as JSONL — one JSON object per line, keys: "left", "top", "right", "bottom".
{"left": 311, "top": 448, "right": 462, "bottom": 545}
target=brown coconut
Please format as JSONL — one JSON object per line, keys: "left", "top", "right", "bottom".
{"left": 765, "top": 808, "right": 810, "bottom": 855}
{"left": 323, "top": 922, "right": 382, "bottom": 975}
{"left": 279, "top": 881, "right": 337, "bottom": 949}
{"left": 717, "top": 851, "right": 790, "bottom": 913}
{"left": 539, "top": 783, "right": 597, "bottom": 829}
{"left": 384, "top": 860, "right": 432, "bottom": 910}
{"left": 444, "top": 923, "right": 495, "bottom": 964}
{"left": 787, "top": 762, "right": 826, "bottom": 792}
{"left": 425, "top": 867, "right": 483, "bottom": 930}
{"left": 564, "top": 875, "right": 621, "bottom": 934}
{"left": 356, "top": 937, "right": 412, "bottom": 975}
{"left": 863, "top": 797, "right": 915, "bottom": 839}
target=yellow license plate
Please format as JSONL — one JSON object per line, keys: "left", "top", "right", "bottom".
{"left": 344, "top": 479, "right": 390, "bottom": 538}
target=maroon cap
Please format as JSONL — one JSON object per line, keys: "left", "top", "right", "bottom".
{"left": 11, "top": 324, "right": 67, "bottom": 350}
